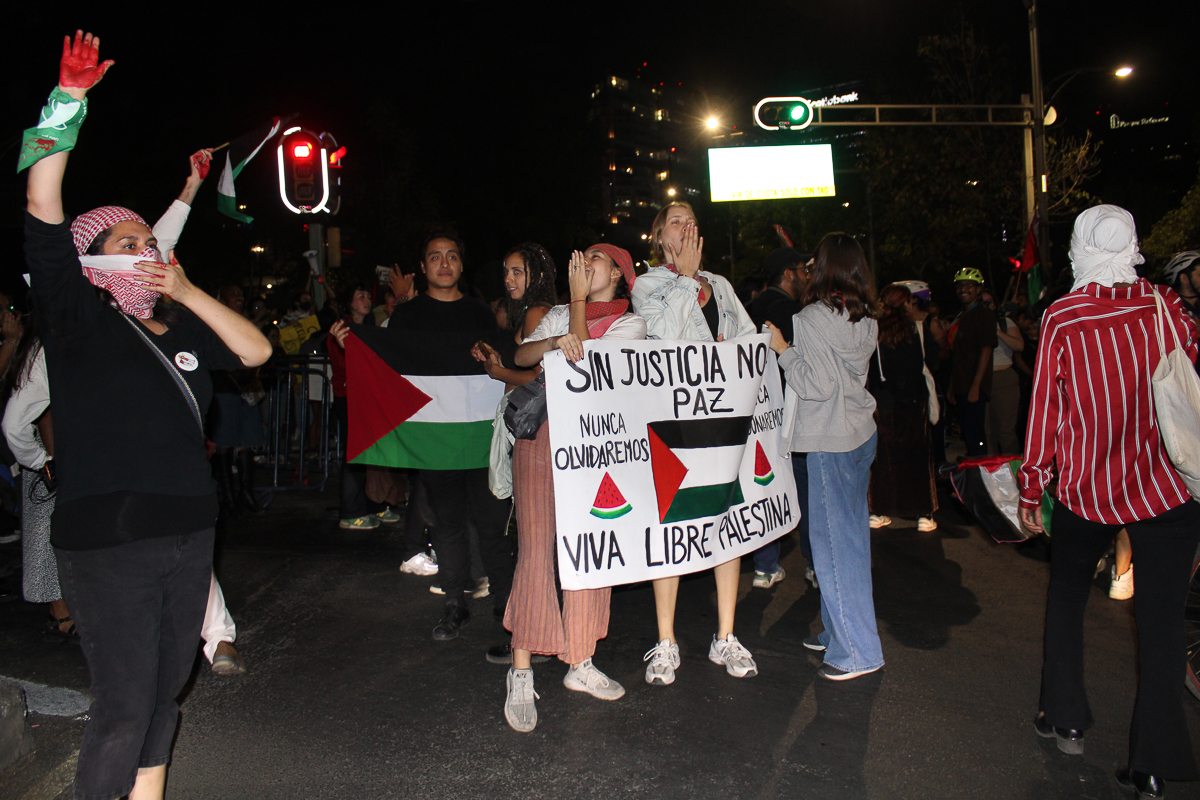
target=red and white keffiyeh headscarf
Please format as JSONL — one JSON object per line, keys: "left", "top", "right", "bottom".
{"left": 69, "top": 206, "right": 161, "bottom": 319}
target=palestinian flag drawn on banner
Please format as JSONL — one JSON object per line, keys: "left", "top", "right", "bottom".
{"left": 647, "top": 416, "right": 752, "bottom": 523}
{"left": 217, "top": 116, "right": 292, "bottom": 224}
{"left": 344, "top": 326, "right": 504, "bottom": 471}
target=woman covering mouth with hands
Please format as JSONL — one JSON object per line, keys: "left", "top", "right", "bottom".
{"left": 631, "top": 201, "right": 759, "bottom": 688}
{"left": 500, "top": 244, "right": 645, "bottom": 733}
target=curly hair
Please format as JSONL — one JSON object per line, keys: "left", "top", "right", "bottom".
{"left": 502, "top": 243, "right": 558, "bottom": 332}
{"left": 877, "top": 284, "right": 914, "bottom": 347}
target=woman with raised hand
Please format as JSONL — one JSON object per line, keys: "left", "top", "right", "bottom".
{"left": 766, "top": 232, "right": 883, "bottom": 682}
{"left": 21, "top": 31, "right": 270, "bottom": 800}
{"left": 632, "top": 201, "right": 759, "bottom": 688}
{"left": 501, "top": 243, "right": 645, "bottom": 732}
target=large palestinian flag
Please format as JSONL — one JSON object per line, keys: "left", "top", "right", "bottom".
{"left": 344, "top": 326, "right": 504, "bottom": 471}
{"left": 648, "top": 416, "right": 753, "bottom": 523}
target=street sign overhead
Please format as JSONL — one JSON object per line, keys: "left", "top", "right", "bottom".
{"left": 754, "top": 97, "right": 815, "bottom": 131}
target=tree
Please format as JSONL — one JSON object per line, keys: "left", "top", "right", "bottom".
{"left": 1142, "top": 167, "right": 1200, "bottom": 264}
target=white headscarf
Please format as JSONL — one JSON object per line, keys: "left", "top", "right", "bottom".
{"left": 1069, "top": 205, "right": 1144, "bottom": 291}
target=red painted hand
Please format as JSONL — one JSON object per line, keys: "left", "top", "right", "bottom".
{"left": 190, "top": 149, "right": 213, "bottom": 181}
{"left": 59, "top": 31, "right": 114, "bottom": 90}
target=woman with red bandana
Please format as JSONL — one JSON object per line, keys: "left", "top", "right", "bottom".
{"left": 500, "top": 243, "right": 645, "bottom": 732}
{"left": 20, "top": 31, "right": 271, "bottom": 800}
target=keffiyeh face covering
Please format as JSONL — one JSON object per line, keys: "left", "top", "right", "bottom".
{"left": 70, "top": 206, "right": 162, "bottom": 319}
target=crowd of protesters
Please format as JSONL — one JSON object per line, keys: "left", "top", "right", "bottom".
{"left": 6, "top": 28, "right": 1200, "bottom": 800}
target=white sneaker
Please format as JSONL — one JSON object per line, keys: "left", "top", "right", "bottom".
{"left": 709, "top": 634, "right": 758, "bottom": 678}
{"left": 869, "top": 515, "right": 892, "bottom": 529}
{"left": 399, "top": 553, "right": 438, "bottom": 576}
{"left": 562, "top": 658, "right": 625, "bottom": 700}
{"left": 473, "top": 577, "right": 490, "bottom": 599}
{"left": 1109, "top": 564, "right": 1134, "bottom": 600}
{"left": 805, "top": 566, "right": 819, "bottom": 590}
{"left": 917, "top": 517, "right": 938, "bottom": 532}
{"left": 504, "top": 668, "right": 538, "bottom": 732}
{"left": 643, "top": 638, "right": 680, "bottom": 686}
{"left": 752, "top": 566, "right": 786, "bottom": 589}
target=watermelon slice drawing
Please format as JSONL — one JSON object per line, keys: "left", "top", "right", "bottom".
{"left": 752, "top": 441, "right": 775, "bottom": 486}
{"left": 590, "top": 472, "right": 632, "bottom": 519}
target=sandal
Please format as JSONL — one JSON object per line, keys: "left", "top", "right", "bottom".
{"left": 46, "top": 614, "right": 80, "bottom": 644}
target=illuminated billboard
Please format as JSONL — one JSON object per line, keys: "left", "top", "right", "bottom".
{"left": 707, "top": 144, "right": 836, "bottom": 202}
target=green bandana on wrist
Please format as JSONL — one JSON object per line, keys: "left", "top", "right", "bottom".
{"left": 17, "top": 88, "right": 88, "bottom": 173}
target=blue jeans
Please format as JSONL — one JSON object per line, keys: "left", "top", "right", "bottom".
{"left": 753, "top": 453, "right": 810, "bottom": 574}
{"left": 808, "top": 434, "right": 883, "bottom": 673}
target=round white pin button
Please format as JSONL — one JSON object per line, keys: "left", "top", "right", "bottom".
{"left": 174, "top": 352, "right": 198, "bottom": 371}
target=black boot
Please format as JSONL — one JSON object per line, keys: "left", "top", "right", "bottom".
{"left": 235, "top": 449, "right": 266, "bottom": 516}
{"left": 213, "top": 451, "right": 240, "bottom": 522}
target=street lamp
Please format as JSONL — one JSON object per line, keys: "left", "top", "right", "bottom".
{"left": 1115, "top": 66, "right": 1133, "bottom": 78}
{"left": 706, "top": 116, "right": 720, "bottom": 130}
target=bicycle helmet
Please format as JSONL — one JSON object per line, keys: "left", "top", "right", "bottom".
{"left": 1162, "top": 251, "right": 1200, "bottom": 288}
{"left": 953, "top": 268, "right": 984, "bottom": 284}
{"left": 891, "top": 280, "right": 931, "bottom": 300}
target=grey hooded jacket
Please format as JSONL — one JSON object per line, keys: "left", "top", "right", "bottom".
{"left": 778, "top": 302, "right": 878, "bottom": 454}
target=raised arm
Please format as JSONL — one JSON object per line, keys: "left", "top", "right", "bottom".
{"left": 25, "top": 31, "right": 114, "bottom": 224}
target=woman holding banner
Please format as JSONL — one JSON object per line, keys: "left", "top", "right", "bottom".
{"left": 632, "top": 202, "right": 759, "bottom": 688}
{"left": 766, "top": 232, "right": 883, "bottom": 681}
{"left": 502, "top": 244, "right": 645, "bottom": 732}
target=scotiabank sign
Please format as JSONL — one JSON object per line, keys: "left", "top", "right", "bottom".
{"left": 1110, "top": 113, "right": 1169, "bottom": 129}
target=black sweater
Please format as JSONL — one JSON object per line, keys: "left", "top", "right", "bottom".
{"left": 24, "top": 213, "right": 241, "bottom": 549}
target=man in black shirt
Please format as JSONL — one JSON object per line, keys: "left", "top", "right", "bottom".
{"left": 388, "top": 230, "right": 514, "bottom": 640}
{"left": 747, "top": 247, "right": 809, "bottom": 341}
{"left": 747, "top": 248, "right": 812, "bottom": 589}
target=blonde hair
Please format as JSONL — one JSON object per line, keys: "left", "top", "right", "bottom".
{"left": 649, "top": 201, "right": 696, "bottom": 263}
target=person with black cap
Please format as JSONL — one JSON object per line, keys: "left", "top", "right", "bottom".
{"left": 748, "top": 247, "right": 810, "bottom": 339}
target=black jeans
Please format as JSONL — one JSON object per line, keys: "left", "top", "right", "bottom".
{"left": 421, "top": 468, "right": 512, "bottom": 611}
{"left": 334, "top": 396, "right": 382, "bottom": 521}
{"left": 954, "top": 394, "right": 987, "bottom": 456}
{"left": 56, "top": 529, "right": 214, "bottom": 800}
{"left": 1041, "top": 500, "right": 1200, "bottom": 779}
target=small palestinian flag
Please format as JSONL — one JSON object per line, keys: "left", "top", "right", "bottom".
{"left": 217, "top": 116, "right": 293, "bottom": 224}
{"left": 345, "top": 326, "right": 504, "bottom": 471}
{"left": 590, "top": 472, "right": 631, "bottom": 519}
{"left": 752, "top": 441, "right": 775, "bottom": 485}
{"left": 648, "top": 416, "right": 752, "bottom": 523}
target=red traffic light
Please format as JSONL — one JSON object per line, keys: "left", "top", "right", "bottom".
{"left": 292, "top": 142, "right": 314, "bottom": 159}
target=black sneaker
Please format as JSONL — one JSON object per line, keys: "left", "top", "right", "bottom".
{"left": 433, "top": 605, "right": 470, "bottom": 641}
{"left": 1034, "top": 711, "right": 1084, "bottom": 755}
{"left": 803, "top": 636, "right": 826, "bottom": 652}
{"left": 486, "top": 642, "right": 549, "bottom": 665}
{"left": 1116, "top": 768, "right": 1163, "bottom": 799}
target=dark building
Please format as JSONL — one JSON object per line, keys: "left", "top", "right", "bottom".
{"left": 587, "top": 76, "right": 712, "bottom": 256}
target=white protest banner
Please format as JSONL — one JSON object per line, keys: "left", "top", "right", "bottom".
{"left": 544, "top": 334, "right": 798, "bottom": 591}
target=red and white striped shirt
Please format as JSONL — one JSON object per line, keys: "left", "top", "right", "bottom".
{"left": 1018, "top": 279, "right": 1198, "bottom": 524}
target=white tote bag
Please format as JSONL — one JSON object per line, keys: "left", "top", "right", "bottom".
{"left": 1150, "top": 289, "right": 1200, "bottom": 499}
{"left": 915, "top": 322, "right": 941, "bottom": 425}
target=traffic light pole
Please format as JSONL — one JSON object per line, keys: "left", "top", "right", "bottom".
{"left": 1026, "top": 0, "right": 1052, "bottom": 275}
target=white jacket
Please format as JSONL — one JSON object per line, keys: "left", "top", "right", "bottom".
{"left": 2, "top": 347, "right": 50, "bottom": 471}
{"left": 632, "top": 266, "right": 756, "bottom": 342}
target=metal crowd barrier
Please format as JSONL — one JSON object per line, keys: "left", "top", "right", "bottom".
{"left": 260, "top": 354, "right": 334, "bottom": 495}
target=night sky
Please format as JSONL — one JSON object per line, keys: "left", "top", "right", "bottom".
{"left": 4, "top": 2, "right": 1196, "bottom": 295}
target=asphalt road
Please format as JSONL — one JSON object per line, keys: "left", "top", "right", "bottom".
{"left": 2, "top": 479, "right": 1199, "bottom": 800}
